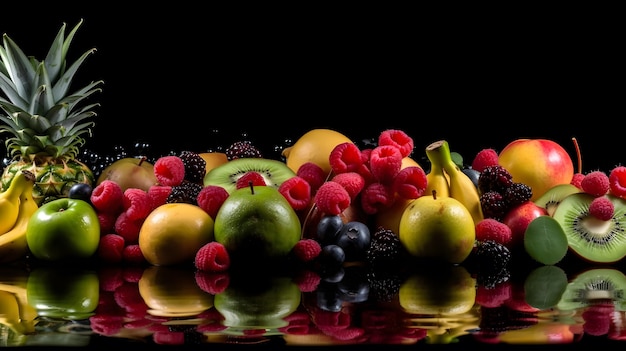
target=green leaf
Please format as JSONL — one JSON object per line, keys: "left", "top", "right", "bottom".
{"left": 524, "top": 265, "right": 568, "bottom": 310}
{"left": 523, "top": 215, "right": 569, "bottom": 265}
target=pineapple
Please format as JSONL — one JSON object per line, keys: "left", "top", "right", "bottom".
{"left": 0, "top": 20, "right": 103, "bottom": 205}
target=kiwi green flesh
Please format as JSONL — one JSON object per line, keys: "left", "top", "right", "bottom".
{"left": 203, "top": 158, "right": 296, "bottom": 194}
{"left": 534, "top": 183, "right": 581, "bottom": 217}
{"left": 557, "top": 268, "right": 626, "bottom": 311}
{"left": 552, "top": 193, "right": 626, "bottom": 263}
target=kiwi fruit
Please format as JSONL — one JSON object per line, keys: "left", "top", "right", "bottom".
{"left": 557, "top": 268, "right": 626, "bottom": 311}
{"left": 203, "top": 158, "right": 296, "bottom": 194}
{"left": 523, "top": 215, "right": 569, "bottom": 265}
{"left": 552, "top": 193, "right": 626, "bottom": 263}
{"left": 534, "top": 183, "right": 581, "bottom": 216}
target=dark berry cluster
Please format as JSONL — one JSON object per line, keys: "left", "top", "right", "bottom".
{"left": 365, "top": 227, "right": 405, "bottom": 269}
{"left": 478, "top": 165, "right": 532, "bottom": 221}
{"left": 178, "top": 150, "right": 206, "bottom": 184}
{"left": 467, "top": 240, "right": 511, "bottom": 289}
{"left": 225, "top": 140, "right": 263, "bottom": 160}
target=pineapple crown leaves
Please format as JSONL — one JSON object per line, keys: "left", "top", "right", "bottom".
{"left": 0, "top": 19, "right": 103, "bottom": 161}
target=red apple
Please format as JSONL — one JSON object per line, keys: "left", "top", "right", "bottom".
{"left": 498, "top": 139, "right": 574, "bottom": 202}
{"left": 502, "top": 201, "right": 548, "bottom": 249}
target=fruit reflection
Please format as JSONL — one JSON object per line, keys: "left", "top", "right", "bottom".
{"left": 138, "top": 266, "right": 214, "bottom": 317}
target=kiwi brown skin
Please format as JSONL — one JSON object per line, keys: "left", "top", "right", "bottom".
{"left": 534, "top": 183, "right": 581, "bottom": 217}
{"left": 553, "top": 193, "right": 626, "bottom": 264}
{"left": 203, "top": 157, "right": 296, "bottom": 194}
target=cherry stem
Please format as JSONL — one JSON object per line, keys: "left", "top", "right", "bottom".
{"left": 572, "top": 137, "right": 582, "bottom": 174}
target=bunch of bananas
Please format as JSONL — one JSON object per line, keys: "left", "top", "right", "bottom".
{"left": 424, "top": 140, "right": 484, "bottom": 225}
{"left": 0, "top": 170, "right": 38, "bottom": 263}
{"left": 0, "top": 267, "right": 38, "bottom": 346}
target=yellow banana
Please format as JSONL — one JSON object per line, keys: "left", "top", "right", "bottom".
{"left": 428, "top": 140, "right": 484, "bottom": 225}
{"left": 0, "top": 184, "right": 39, "bottom": 264}
{"left": 425, "top": 142, "right": 450, "bottom": 198}
{"left": 0, "top": 267, "right": 37, "bottom": 336}
{"left": 0, "top": 170, "right": 36, "bottom": 235}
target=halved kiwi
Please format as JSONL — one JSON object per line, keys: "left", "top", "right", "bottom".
{"left": 552, "top": 193, "right": 626, "bottom": 263}
{"left": 534, "top": 183, "right": 581, "bottom": 216}
{"left": 557, "top": 268, "right": 626, "bottom": 311}
{"left": 203, "top": 158, "right": 296, "bottom": 194}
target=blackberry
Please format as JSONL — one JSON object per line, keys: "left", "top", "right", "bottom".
{"left": 365, "top": 227, "right": 403, "bottom": 268}
{"left": 179, "top": 150, "right": 206, "bottom": 184}
{"left": 166, "top": 180, "right": 203, "bottom": 205}
{"left": 366, "top": 269, "right": 402, "bottom": 302}
{"left": 503, "top": 182, "right": 532, "bottom": 208}
{"left": 478, "top": 165, "right": 513, "bottom": 194}
{"left": 480, "top": 191, "right": 508, "bottom": 221}
{"left": 225, "top": 140, "right": 263, "bottom": 160}
{"left": 469, "top": 240, "right": 511, "bottom": 280}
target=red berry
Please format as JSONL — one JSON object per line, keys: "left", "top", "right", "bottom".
{"left": 114, "top": 212, "right": 144, "bottom": 244}
{"left": 154, "top": 155, "right": 185, "bottom": 187}
{"left": 98, "top": 234, "right": 125, "bottom": 263}
{"left": 195, "top": 271, "right": 230, "bottom": 295}
{"left": 296, "top": 162, "right": 326, "bottom": 192}
{"left": 475, "top": 280, "right": 512, "bottom": 308}
{"left": 472, "top": 148, "right": 499, "bottom": 173}
{"left": 589, "top": 196, "right": 614, "bottom": 221}
{"left": 378, "top": 129, "right": 414, "bottom": 158}
{"left": 91, "top": 180, "right": 124, "bottom": 213}
{"left": 147, "top": 185, "right": 172, "bottom": 210}
{"left": 314, "top": 181, "right": 351, "bottom": 215}
{"left": 122, "top": 188, "right": 152, "bottom": 220}
{"left": 392, "top": 166, "right": 427, "bottom": 199}
{"left": 581, "top": 171, "right": 610, "bottom": 197}
{"left": 97, "top": 211, "right": 117, "bottom": 234}
{"left": 475, "top": 218, "right": 513, "bottom": 246}
{"left": 122, "top": 244, "right": 146, "bottom": 264}
{"left": 235, "top": 171, "right": 267, "bottom": 189}
{"left": 571, "top": 173, "right": 585, "bottom": 189}
{"left": 196, "top": 185, "right": 229, "bottom": 219}
{"left": 293, "top": 269, "right": 321, "bottom": 293}
{"left": 292, "top": 239, "right": 322, "bottom": 262}
{"left": 195, "top": 241, "right": 231, "bottom": 272}
{"left": 329, "top": 142, "right": 363, "bottom": 174}
{"left": 369, "top": 145, "right": 403, "bottom": 184}
{"left": 609, "top": 166, "right": 626, "bottom": 198}
{"left": 331, "top": 172, "right": 365, "bottom": 200}
{"left": 278, "top": 176, "right": 311, "bottom": 211}
{"left": 360, "top": 182, "right": 394, "bottom": 215}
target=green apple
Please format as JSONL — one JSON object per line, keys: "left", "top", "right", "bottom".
{"left": 96, "top": 156, "right": 158, "bottom": 192}
{"left": 26, "top": 266, "right": 99, "bottom": 320}
{"left": 26, "top": 198, "right": 100, "bottom": 261}
{"left": 213, "top": 184, "right": 301, "bottom": 261}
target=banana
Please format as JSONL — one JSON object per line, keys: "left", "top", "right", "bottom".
{"left": 0, "top": 182, "right": 39, "bottom": 264}
{"left": 0, "top": 170, "right": 35, "bottom": 235}
{"left": 425, "top": 142, "right": 451, "bottom": 198}
{"left": 0, "top": 267, "right": 38, "bottom": 335}
{"left": 428, "top": 140, "right": 484, "bottom": 225}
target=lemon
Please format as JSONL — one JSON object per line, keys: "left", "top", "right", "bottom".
{"left": 139, "top": 203, "right": 214, "bottom": 266}
{"left": 281, "top": 128, "right": 353, "bottom": 176}
{"left": 399, "top": 193, "right": 475, "bottom": 264}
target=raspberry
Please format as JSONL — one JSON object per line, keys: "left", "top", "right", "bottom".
{"left": 196, "top": 185, "right": 229, "bottom": 219}
{"left": 582, "top": 304, "right": 614, "bottom": 336}
{"left": 581, "top": 171, "right": 610, "bottom": 197}
{"left": 475, "top": 280, "right": 512, "bottom": 308}
{"left": 377, "top": 129, "right": 414, "bottom": 158}
{"left": 475, "top": 218, "right": 513, "bottom": 246}
{"left": 392, "top": 166, "right": 427, "bottom": 199}
{"left": 122, "top": 188, "right": 152, "bottom": 220}
{"left": 235, "top": 171, "right": 266, "bottom": 190}
{"left": 292, "top": 269, "right": 321, "bottom": 292}
{"left": 122, "top": 267, "right": 144, "bottom": 283}
{"left": 471, "top": 148, "right": 499, "bottom": 173}
{"left": 571, "top": 172, "right": 585, "bottom": 189}
{"left": 123, "top": 244, "right": 146, "bottom": 264}
{"left": 589, "top": 196, "right": 614, "bottom": 221}
{"left": 195, "top": 241, "right": 231, "bottom": 272}
{"left": 147, "top": 185, "right": 172, "bottom": 210}
{"left": 98, "top": 211, "right": 117, "bottom": 234}
{"left": 329, "top": 142, "right": 363, "bottom": 174}
{"left": 278, "top": 176, "right": 311, "bottom": 211}
{"left": 114, "top": 212, "right": 144, "bottom": 244}
{"left": 360, "top": 182, "right": 394, "bottom": 215}
{"left": 97, "top": 267, "right": 124, "bottom": 292}
{"left": 153, "top": 155, "right": 185, "bottom": 187}
{"left": 314, "top": 181, "right": 351, "bottom": 215}
{"left": 195, "top": 271, "right": 230, "bottom": 295}
{"left": 610, "top": 166, "right": 626, "bottom": 198}
{"left": 91, "top": 180, "right": 124, "bottom": 213}
{"left": 331, "top": 172, "right": 365, "bottom": 200}
{"left": 292, "top": 239, "right": 322, "bottom": 262}
{"left": 296, "top": 162, "right": 326, "bottom": 193}
{"left": 369, "top": 145, "right": 403, "bottom": 184}
{"left": 97, "top": 234, "right": 125, "bottom": 263}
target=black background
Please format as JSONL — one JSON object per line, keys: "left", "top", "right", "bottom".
{"left": 2, "top": 5, "right": 622, "bottom": 172}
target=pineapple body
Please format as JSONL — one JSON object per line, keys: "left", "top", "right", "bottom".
{"left": 1, "top": 156, "right": 94, "bottom": 205}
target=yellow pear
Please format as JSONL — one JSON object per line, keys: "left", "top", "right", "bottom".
{"left": 399, "top": 190, "right": 475, "bottom": 264}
